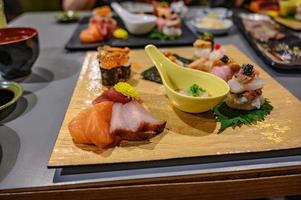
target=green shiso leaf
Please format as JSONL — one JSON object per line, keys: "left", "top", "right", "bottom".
{"left": 149, "top": 29, "right": 179, "bottom": 41}
{"left": 213, "top": 99, "right": 273, "bottom": 133}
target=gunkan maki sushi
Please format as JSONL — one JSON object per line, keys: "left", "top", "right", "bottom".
{"left": 98, "top": 46, "right": 131, "bottom": 86}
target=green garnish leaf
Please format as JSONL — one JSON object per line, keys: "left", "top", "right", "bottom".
{"left": 213, "top": 99, "right": 273, "bottom": 133}
{"left": 149, "top": 29, "right": 179, "bottom": 41}
{"left": 187, "top": 84, "right": 206, "bottom": 97}
{"left": 159, "top": 1, "right": 169, "bottom": 7}
{"left": 200, "top": 32, "right": 214, "bottom": 41}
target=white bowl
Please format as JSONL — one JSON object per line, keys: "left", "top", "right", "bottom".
{"left": 191, "top": 18, "right": 233, "bottom": 35}
{"left": 198, "top": 7, "right": 232, "bottom": 19}
{"left": 111, "top": 2, "right": 157, "bottom": 35}
{"left": 122, "top": 14, "right": 157, "bottom": 35}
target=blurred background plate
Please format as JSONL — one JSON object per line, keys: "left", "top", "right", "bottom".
{"left": 185, "top": 7, "right": 233, "bottom": 35}
{"left": 190, "top": 18, "right": 233, "bottom": 35}
{"left": 120, "top": 1, "right": 153, "bottom": 13}
{"left": 0, "top": 81, "right": 23, "bottom": 120}
{"left": 65, "top": 16, "right": 197, "bottom": 51}
{"left": 193, "top": 7, "right": 232, "bottom": 19}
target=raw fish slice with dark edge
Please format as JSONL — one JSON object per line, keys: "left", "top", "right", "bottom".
{"left": 110, "top": 101, "right": 166, "bottom": 141}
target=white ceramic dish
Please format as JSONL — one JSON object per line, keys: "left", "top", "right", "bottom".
{"left": 111, "top": 2, "right": 157, "bottom": 35}
{"left": 190, "top": 17, "right": 233, "bottom": 35}
{"left": 120, "top": 1, "right": 153, "bottom": 13}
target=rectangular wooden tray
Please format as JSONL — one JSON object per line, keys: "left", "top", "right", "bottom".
{"left": 49, "top": 45, "right": 301, "bottom": 167}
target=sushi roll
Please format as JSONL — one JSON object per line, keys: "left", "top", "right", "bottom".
{"left": 153, "top": 2, "right": 182, "bottom": 38}
{"left": 98, "top": 46, "right": 131, "bottom": 86}
{"left": 162, "top": 12, "right": 182, "bottom": 37}
{"left": 226, "top": 64, "right": 265, "bottom": 110}
{"left": 193, "top": 39, "right": 212, "bottom": 58}
{"left": 193, "top": 33, "right": 214, "bottom": 58}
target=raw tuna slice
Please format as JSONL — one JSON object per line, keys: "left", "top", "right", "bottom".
{"left": 93, "top": 87, "right": 131, "bottom": 104}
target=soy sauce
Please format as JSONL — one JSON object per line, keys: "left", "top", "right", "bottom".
{"left": 0, "top": 89, "right": 14, "bottom": 106}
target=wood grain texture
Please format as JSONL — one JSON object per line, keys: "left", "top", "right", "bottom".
{"left": 2, "top": 173, "right": 301, "bottom": 200}
{"left": 48, "top": 45, "right": 301, "bottom": 167}
{"left": 274, "top": 16, "right": 301, "bottom": 30}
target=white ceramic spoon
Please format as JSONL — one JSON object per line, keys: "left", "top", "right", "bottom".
{"left": 111, "top": 2, "right": 157, "bottom": 35}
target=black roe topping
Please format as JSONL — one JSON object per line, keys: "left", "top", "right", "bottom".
{"left": 220, "top": 55, "right": 229, "bottom": 63}
{"left": 242, "top": 64, "right": 254, "bottom": 76}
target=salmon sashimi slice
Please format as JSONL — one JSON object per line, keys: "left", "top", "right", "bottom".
{"left": 68, "top": 108, "right": 92, "bottom": 145}
{"left": 68, "top": 101, "right": 115, "bottom": 148}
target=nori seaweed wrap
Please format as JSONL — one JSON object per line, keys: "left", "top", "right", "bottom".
{"left": 100, "top": 65, "right": 131, "bottom": 86}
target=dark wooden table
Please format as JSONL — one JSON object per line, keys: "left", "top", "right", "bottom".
{"left": 0, "top": 11, "right": 301, "bottom": 199}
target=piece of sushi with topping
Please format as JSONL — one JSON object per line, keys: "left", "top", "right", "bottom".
{"left": 80, "top": 6, "right": 117, "bottom": 43}
{"left": 193, "top": 32, "right": 214, "bottom": 58}
{"left": 193, "top": 39, "right": 212, "bottom": 59}
{"left": 162, "top": 12, "right": 182, "bottom": 37}
{"left": 209, "top": 54, "right": 240, "bottom": 81}
{"left": 226, "top": 64, "right": 265, "bottom": 110}
{"left": 151, "top": 1, "right": 182, "bottom": 39}
{"left": 189, "top": 39, "right": 239, "bottom": 81}
{"left": 98, "top": 46, "right": 131, "bottom": 86}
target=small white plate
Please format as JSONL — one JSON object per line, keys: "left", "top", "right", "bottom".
{"left": 191, "top": 18, "right": 233, "bottom": 35}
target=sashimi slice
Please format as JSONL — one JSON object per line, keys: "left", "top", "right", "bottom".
{"left": 86, "top": 102, "right": 115, "bottom": 147}
{"left": 110, "top": 101, "right": 166, "bottom": 141}
{"left": 228, "top": 77, "right": 265, "bottom": 93}
{"left": 93, "top": 87, "right": 131, "bottom": 105}
{"left": 245, "top": 78, "right": 265, "bottom": 91}
{"left": 68, "top": 101, "right": 116, "bottom": 148}
{"left": 210, "top": 65, "right": 233, "bottom": 81}
{"left": 68, "top": 109, "right": 92, "bottom": 144}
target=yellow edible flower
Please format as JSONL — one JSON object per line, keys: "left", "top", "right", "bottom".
{"left": 114, "top": 82, "right": 139, "bottom": 99}
{"left": 113, "top": 28, "right": 128, "bottom": 40}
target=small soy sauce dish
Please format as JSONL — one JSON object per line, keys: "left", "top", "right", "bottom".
{"left": 0, "top": 27, "right": 39, "bottom": 80}
{"left": 0, "top": 81, "right": 23, "bottom": 120}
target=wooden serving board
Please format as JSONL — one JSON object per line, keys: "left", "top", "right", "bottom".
{"left": 274, "top": 16, "right": 301, "bottom": 30}
{"left": 48, "top": 45, "right": 301, "bottom": 167}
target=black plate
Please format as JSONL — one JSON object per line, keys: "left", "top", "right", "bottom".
{"left": 234, "top": 11, "right": 301, "bottom": 70}
{"left": 65, "top": 16, "right": 197, "bottom": 51}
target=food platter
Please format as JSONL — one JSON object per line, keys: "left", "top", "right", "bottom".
{"left": 48, "top": 45, "right": 301, "bottom": 167}
{"left": 65, "top": 16, "right": 197, "bottom": 51}
{"left": 234, "top": 11, "right": 301, "bottom": 70}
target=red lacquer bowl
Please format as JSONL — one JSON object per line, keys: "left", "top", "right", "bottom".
{"left": 0, "top": 27, "right": 39, "bottom": 79}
